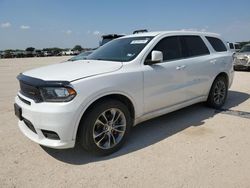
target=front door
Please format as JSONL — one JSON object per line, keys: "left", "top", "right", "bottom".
{"left": 143, "top": 36, "right": 189, "bottom": 113}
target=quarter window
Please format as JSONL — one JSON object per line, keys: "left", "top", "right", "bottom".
{"left": 206, "top": 36, "right": 227, "bottom": 52}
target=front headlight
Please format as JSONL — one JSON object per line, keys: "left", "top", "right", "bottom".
{"left": 247, "top": 56, "right": 250, "bottom": 62}
{"left": 40, "top": 87, "right": 77, "bottom": 102}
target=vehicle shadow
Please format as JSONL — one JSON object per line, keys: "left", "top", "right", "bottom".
{"left": 41, "top": 90, "right": 249, "bottom": 165}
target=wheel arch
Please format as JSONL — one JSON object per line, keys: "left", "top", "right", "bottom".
{"left": 206, "top": 71, "right": 229, "bottom": 100}
{"left": 206, "top": 71, "right": 229, "bottom": 108}
{"left": 73, "top": 92, "right": 136, "bottom": 140}
{"left": 215, "top": 72, "right": 229, "bottom": 86}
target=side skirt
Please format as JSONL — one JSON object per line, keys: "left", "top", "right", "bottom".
{"left": 134, "top": 96, "right": 207, "bottom": 126}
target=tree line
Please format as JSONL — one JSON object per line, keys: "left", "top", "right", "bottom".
{"left": 238, "top": 41, "right": 250, "bottom": 47}
{"left": 0, "top": 45, "right": 92, "bottom": 58}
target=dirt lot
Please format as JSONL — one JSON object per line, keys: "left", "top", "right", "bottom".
{"left": 0, "top": 56, "right": 250, "bottom": 188}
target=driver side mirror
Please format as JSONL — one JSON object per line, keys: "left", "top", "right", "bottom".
{"left": 145, "top": 50, "right": 163, "bottom": 65}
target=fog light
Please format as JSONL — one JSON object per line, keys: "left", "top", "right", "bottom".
{"left": 41, "top": 130, "right": 60, "bottom": 140}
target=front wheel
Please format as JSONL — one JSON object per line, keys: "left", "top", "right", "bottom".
{"left": 78, "top": 99, "right": 132, "bottom": 155}
{"left": 206, "top": 76, "right": 228, "bottom": 109}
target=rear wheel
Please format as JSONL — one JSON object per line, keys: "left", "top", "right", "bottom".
{"left": 206, "top": 76, "right": 228, "bottom": 109}
{"left": 78, "top": 99, "right": 132, "bottom": 155}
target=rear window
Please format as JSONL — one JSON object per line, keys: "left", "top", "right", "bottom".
{"left": 206, "top": 36, "right": 227, "bottom": 52}
{"left": 181, "top": 36, "right": 210, "bottom": 57}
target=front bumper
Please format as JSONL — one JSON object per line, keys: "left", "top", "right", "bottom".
{"left": 18, "top": 120, "right": 75, "bottom": 149}
{"left": 234, "top": 64, "right": 250, "bottom": 70}
{"left": 234, "top": 58, "right": 250, "bottom": 70}
{"left": 15, "top": 93, "right": 78, "bottom": 149}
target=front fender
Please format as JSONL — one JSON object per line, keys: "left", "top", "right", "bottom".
{"left": 71, "top": 90, "right": 137, "bottom": 141}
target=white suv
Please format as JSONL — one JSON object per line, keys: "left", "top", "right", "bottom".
{"left": 14, "top": 31, "right": 234, "bottom": 155}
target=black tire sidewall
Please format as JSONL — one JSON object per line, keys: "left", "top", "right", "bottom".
{"left": 78, "top": 99, "right": 132, "bottom": 155}
{"left": 207, "top": 76, "right": 228, "bottom": 109}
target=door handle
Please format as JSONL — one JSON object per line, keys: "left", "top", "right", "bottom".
{"left": 210, "top": 59, "right": 217, "bottom": 64}
{"left": 176, "top": 65, "right": 187, "bottom": 70}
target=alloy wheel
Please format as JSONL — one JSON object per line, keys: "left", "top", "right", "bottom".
{"left": 213, "top": 80, "right": 226, "bottom": 105}
{"left": 93, "top": 108, "right": 126, "bottom": 149}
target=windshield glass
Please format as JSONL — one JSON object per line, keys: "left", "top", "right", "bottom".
{"left": 87, "top": 36, "right": 153, "bottom": 62}
{"left": 68, "top": 51, "right": 93, "bottom": 61}
{"left": 239, "top": 45, "right": 250, "bottom": 52}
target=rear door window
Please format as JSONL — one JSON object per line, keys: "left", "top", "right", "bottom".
{"left": 206, "top": 36, "right": 227, "bottom": 52}
{"left": 180, "top": 36, "right": 210, "bottom": 58}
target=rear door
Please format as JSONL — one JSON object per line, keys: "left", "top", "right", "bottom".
{"left": 178, "top": 35, "right": 212, "bottom": 99}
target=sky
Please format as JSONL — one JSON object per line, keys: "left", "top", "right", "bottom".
{"left": 0, "top": 0, "right": 250, "bottom": 50}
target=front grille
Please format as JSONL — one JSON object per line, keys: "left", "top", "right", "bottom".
{"left": 19, "top": 81, "right": 43, "bottom": 102}
{"left": 235, "top": 59, "right": 248, "bottom": 65}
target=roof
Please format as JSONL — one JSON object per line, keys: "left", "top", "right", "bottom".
{"left": 122, "top": 30, "right": 221, "bottom": 38}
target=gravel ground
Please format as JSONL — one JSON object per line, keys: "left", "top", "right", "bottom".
{"left": 0, "top": 57, "right": 250, "bottom": 188}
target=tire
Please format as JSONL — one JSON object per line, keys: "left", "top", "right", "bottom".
{"left": 206, "top": 76, "right": 228, "bottom": 109}
{"left": 78, "top": 99, "right": 132, "bottom": 156}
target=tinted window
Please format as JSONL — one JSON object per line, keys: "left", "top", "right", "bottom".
{"left": 147, "top": 36, "right": 182, "bottom": 61}
{"left": 230, "top": 43, "right": 234, "bottom": 49}
{"left": 87, "top": 36, "right": 153, "bottom": 62}
{"left": 206, "top": 36, "right": 227, "bottom": 52}
{"left": 181, "top": 36, "right": 210, "bottom": 57}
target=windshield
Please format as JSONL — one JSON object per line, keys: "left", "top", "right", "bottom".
{"left": 239, "top": 45, "right": 250, "bottom": 52}
{"left": 87, "top": 36, "right": 153, "bottom": 62}
{"left": 68, "top": 51, "right": 93, "bottom": 61}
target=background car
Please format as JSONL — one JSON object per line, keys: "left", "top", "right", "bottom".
{"left": 228, "top": 42, "right": 241, "bottom": 52}
{"left": 233, "top": 44, "right": 250, "bottom": 70}
{"left": 99, "top": 30, "right": 148, "bottom": 46}
{"left": 99, "top": 34, "right": 125, "bottom": 46}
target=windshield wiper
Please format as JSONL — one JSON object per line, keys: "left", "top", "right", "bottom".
{"left": 96, "top": 58, "right": 108, "bottom": 61}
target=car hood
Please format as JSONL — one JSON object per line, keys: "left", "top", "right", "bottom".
{"left": 235, "top": 52, "right": 250, "bottom": 58}
{"left": 23, "top": 60, "right": 123, "bottom": 82}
